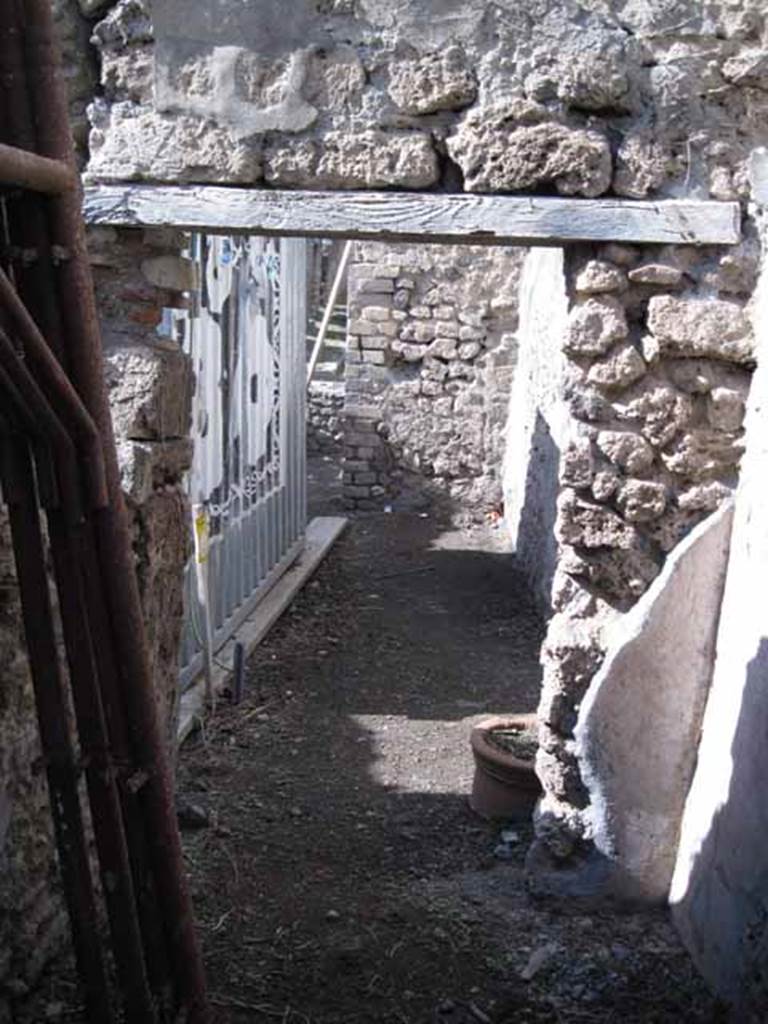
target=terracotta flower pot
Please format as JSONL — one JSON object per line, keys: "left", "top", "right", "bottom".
{"left": 469, "top": 713, "right": 542, "bottom": 821}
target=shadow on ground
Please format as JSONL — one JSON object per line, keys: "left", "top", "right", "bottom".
{"left": 174, "top": 495, "right": 721, "bottom": 1024}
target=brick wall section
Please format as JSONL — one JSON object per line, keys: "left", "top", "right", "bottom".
{"left": 307, "top": 383, "right": 345, "bottom": 456}
{"left": 343, "top": 243, "right": 523, "bottom": 519}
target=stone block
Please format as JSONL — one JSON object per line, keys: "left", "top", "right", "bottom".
{"left": 661, "top": 430, "right": 744, "bottom": 480}
{"left": 264, "top": 129, "right": 439, "bottom": 189}
{"left": 388, "top": 48, "right": 477, "bottom": 115}
{"left": 647, "top": 296, "right": 755, "bottom": 365}
{"left": 105, "top": 344, "right": 192, "bottom": 441}
{"left": 401, "top": 320, "right": 436, "bottom": 343}
{"left": 596, "top": 430, "right": 654, "bottom": 473}
{"left": 343, "top": 484, "right": 371, "bottom": 499}
{"left": 357, "top": 278, "right": 396, "bottom": 295}
{"left": 587, "top": 342, "right": 646, "bottom": 391}
{"left": 87, "top": 101, "right": 262, "bottom": 184}
{"left": 708, "top": 387, "right": 746, "bottom": 431}
{"left": 628, "top": 263, "right": 683, "bottom": 287}
{"left": 574, "top": 260, "right": 627, "bottom": 294}
{"left": 616, "top": 480, "right": 667, "bottom": 523}
{"left": 556, "top": 492, "right": 640, "bottom": 550}
{"left": 434, "top": 319, "right": 459, "bottom": 339}
{"left": 141, "top": 255, "right": 198, "bottom": 292}
{"left": 361, "top": 335, "right": 390, "bottom": 351}
{"left": 447, "top": 116, "right": 612, "bottom": 197}
{"left": 427, "top": 337, "right": 458, "bottom": 360}
{"left": 613, "top": 385, "right": 694, "bottom": 449}
{"left": 392, "top": 341, "right": 428, "bottom": 363}
{"left": 361, "top": 349, "right": 387, "bottom": 365}
{"left": 559, "top": 438, "right": 594, "bottom": 489}
{"left": 360, "top": 304, "right": 392, "bottom": 321}
{"left": 457, "top": 341, "right": 482, "bottom": 361}
{"left": 563, "top": 296, "right": 629, "bottom": 356}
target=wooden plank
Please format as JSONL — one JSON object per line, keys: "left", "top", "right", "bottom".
{"left": 83, "top": 184, "right": 741, "bottom": 247}
{"left": 177, "top": 514, "right": 348, "bottom": 744}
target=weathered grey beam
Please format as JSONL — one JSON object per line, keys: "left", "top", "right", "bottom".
{"left": 82, "top": 184, "right": 741, "bottom": 247}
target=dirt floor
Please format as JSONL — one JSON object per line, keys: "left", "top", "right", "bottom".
{"left": 171, "top": 459, "right": 723, "bottom": 1024}
{"left": 24, "top": 459, "right": 724, "bottom": 1023}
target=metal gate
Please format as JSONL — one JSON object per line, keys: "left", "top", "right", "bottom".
{"left": 179, "top": 234, "right": 307, "bottom": 690}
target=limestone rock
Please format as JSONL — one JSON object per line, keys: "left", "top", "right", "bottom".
{"left": 118, "top": 439, "right": 194, "bottom": 503}
{"left": 539, "top": 614, "right": 606, "bottom": 735}
{"left": 265, "top": 130, "right": 439, "bottom": 189}
{"left": 678, "top": 481, "right": 732, "bottom": 513}
{"left": 575, "top": 261, "right": 627, "bottom": 294}
{"left": 400, "top": 320, "right": 437, "bottom": 343}
{"left": 86, "top": 101, "right": 262, "bottom": 183}
{"left": 613, "top": 133, "right": 670, "bottom": 198}
{"left": 708, "top": 387, "right": 746, "bottom": 432}
{"left": 447, "top": 117, "right": 611, "bottom": 197}
{"left": 537, "top": 743, "right": 589, "bottom": 806}
{"left": 559, "top": 438, "right": 594, "bottom": 488}
{"left": 304, "top": 46, "right": 366, "bottom": 113}
{"left": 555, "top": 42, "right": 632, "bottom": 114}
{"left": 592, "top": 468, "right": 620, "bottom": 502}
{"left": 599, "top": 243, "right": 639, "bottom": 268}
{"left": 647, "top": 296, "right": 755, "bottom": 365}
{"left": 561, "top": 546, "right": 661, "bottom": 602}
{"left": 563, "top": 296, "right": 629, "bottom": 357}
{"left": 613, "top": 385, "right": 693, "bottom": 449}
{"left": 105, "top": 344, "right": 192, "bottom": 441}
{"left": 427, "top": 338, "right": 458, "bottom": 360}
{"left": 391, "top": 341, "right": 427, "bottom": 363}
{"left": 661, "top": 430, "right": 745, "bottom": 480}
{"left": 617, "top": 480, "right": 667, "bottom": 523}
{"left": 628, "top": 264, "right": 683, "bottom": 287}
{"left": 722, "top": 48, "right": 768, "bottom": 89}
{"left": 556, "top": 492, "right": 639, "bottom": 550}
{"left": 91, "top": 0, "right": 152, "bottom": 48}
{"left": 388, "top": 48, "right": 477, "bottom": 114}
{"left": 457, "top": 341, "right": 482, "bottom": 361}
{"left": 587, "top": 343, "right": 647, "bottom": 391}
{"left": 596, "top": 430, "right": 654, "bottom": 474}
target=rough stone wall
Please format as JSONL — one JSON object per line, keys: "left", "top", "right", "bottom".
{"left": 0, "top": 521, "right": 69, "bottom": 1020}
{"left": 87, "top": 0, "right": 768, "bottom": 207}
{"left": 307, "top": 383, "right": 345, "bottom": 456}
{"left": 89, "top": 225, "right": 194, "bottom": 740}
{"left": 71, "top": 0, "right": 768, "bottom": 1008}
{"left": 530, "top": 239, "right": 756, "bottom": 887}
{"left": 343, "top": 242, "right": 523, "bottom": 518}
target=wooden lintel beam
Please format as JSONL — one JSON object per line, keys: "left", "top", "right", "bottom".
{"left": 82, "top": 184, "right": 741, "bottom": 247}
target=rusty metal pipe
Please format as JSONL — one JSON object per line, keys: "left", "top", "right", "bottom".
{"left": 0, "top": 140, "right": 75, "bottom": 194}
{"left": 46, "top": 509, "right": 160, "bottom": 1024}
{"left": 0, "top": 434, "right": 115, "bottom": 1024}
{"left": 0, "top": 265, "right": 108, "bottom": 507}
{"left": 0, "top": 325, "right": 159, "bottom": 1019}
{"left": 22, "top": 3, "right": 211, "bottom": 1019}
{"left": 1, "top": 14, "right": 173, "bottom": 1009}
{"left": 0, "top": 325, "right": 81, "bottom": 511}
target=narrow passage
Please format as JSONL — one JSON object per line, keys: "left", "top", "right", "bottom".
{"left": 178, "top": 494, "right": 719, "bottom": 1024}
